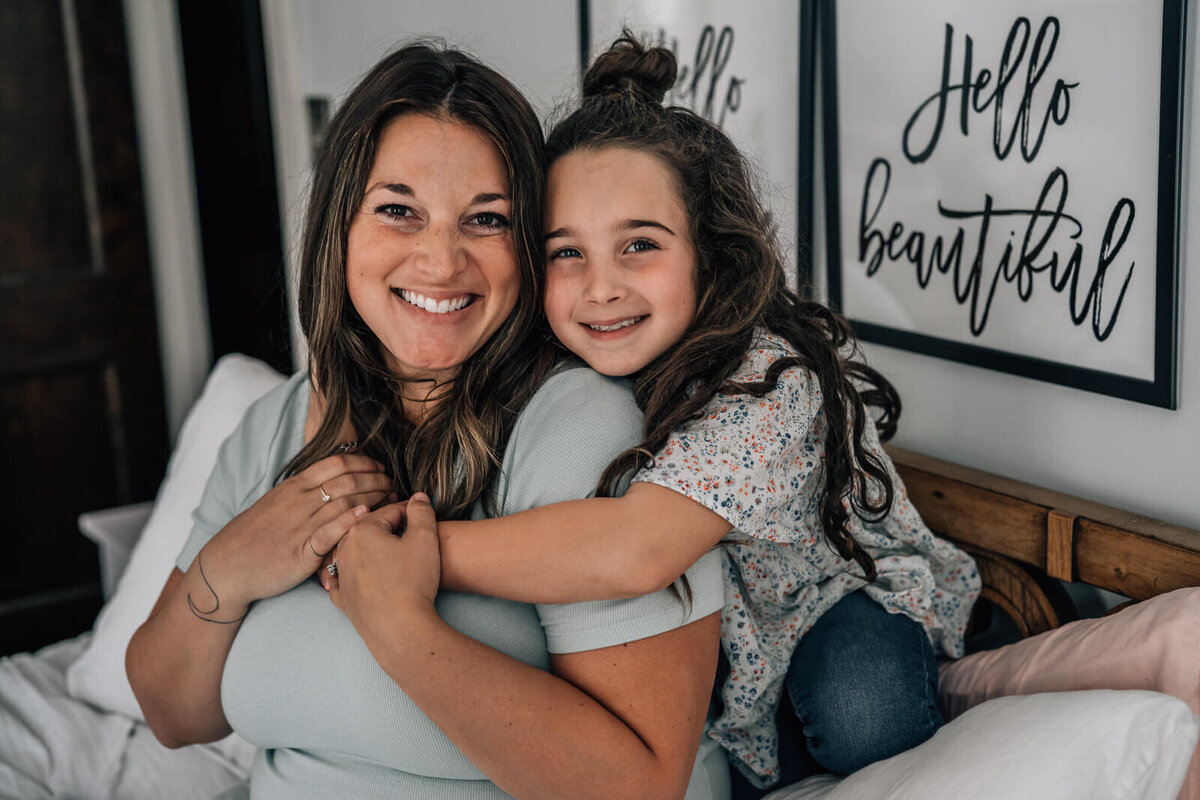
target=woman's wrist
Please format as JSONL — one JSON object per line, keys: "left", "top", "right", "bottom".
{"left": 182, "top": 545, "right": 253, "bottom": 622}
{"left": 362, "top": 601, "right": 447, "bottom": 674}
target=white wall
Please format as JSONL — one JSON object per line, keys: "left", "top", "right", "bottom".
{"left": 820, "top": 4, "right": 1199, "bottom": 530}
{"left": 123, "top": 0, "right": 210, "bottom": 441}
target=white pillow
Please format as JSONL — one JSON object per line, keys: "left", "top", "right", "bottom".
{"left": 66, "top": 354, "right": 286, "bottom": 771}
{"left": 763, "top": 690, "right": 1200, "bottom": 800}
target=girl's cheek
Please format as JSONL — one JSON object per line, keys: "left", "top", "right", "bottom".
{"left": 542, "top": 280, "right": 571, "bottom": 328}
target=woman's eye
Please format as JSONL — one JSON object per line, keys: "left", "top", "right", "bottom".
{"left": 467, "top": 212, "right": 510, "bottom": 230}
{"left": 626, "top": 238, "right": 658, "bottom": 254}
{"left": 374, "top": 204, "right": 414, "bottom": 222}
{"left": 548, "top": 246, "right": 582, "bottom": 260}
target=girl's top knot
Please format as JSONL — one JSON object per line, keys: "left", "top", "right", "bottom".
{"left": 583, "top": 32, "right": 677, "bottom": 104}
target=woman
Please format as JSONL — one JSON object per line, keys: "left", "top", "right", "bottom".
{"left": 126, "top": 43, "right": 727, "bottom": 799}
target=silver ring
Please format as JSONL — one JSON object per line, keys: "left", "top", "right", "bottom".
{"left": 307, "top": 540, "right": 321, "bottom": 558}
{"left": 319, "top": 484, "right": 332, "bottom": 503}
{"left": 327, "top": 559, "right": 338, "bottom": 577}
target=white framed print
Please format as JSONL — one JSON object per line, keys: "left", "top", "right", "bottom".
{"left": 821, "top": 0, "right": 1186, "bottom": 407}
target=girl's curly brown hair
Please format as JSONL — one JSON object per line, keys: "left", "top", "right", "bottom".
{"left": 547, "top": 33, "right": 902, "bottom": 580}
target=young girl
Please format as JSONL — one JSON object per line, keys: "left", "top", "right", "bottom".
{"left": 429, "top": 35, "right": 980, "bottom": 793}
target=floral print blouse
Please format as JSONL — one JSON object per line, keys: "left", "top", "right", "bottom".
{"left": 635, "top": 331, "right": 981, "bottom": 787}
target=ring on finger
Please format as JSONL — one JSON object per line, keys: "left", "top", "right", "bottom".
{"left": 319, "top": 484, "right": 332, "bottom": 503}
{"left": 307, "top": 540, "right": 322, "bottom": 558}
{"left": 327, "top": 559, "right": 338, "bottom": 577}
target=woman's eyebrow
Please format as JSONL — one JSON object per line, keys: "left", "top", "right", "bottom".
{"left": 472, "top": 192, "right": 509, "bottom": 204}
{"left": 366, "top": 182, "right": 414, "bottom": 196}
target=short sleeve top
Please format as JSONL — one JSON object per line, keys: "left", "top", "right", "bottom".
{"left": 635, "top": 331, "right": 981, "bottom": 787}
{"left": 176, "top": 366, "right": 725, "bottom": 799}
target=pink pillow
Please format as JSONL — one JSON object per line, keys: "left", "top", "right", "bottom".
{"left": 939, "top": 586, "right": 1200, "bottom": 800}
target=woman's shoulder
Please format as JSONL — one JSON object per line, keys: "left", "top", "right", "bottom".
{"left": 212, "top": 367, "right": 309, "bottom": 482}
{"left": 492, "top": 362, "right": 643, "bottom": 514}
{"left": 519, "top": 360, "right": 640, "bottom": 428}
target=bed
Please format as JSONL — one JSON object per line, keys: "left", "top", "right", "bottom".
{"left": 1, "top": 354, "right": 1197, "bottom": 799}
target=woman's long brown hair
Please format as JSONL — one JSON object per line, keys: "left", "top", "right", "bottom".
{"left": 282, "top": 42, "right": 557, "bottom": 519}
{"left": 546, "top": 34, "right": 902, "bottom": 579}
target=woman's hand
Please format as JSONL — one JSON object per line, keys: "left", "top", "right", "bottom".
{"left": 326, "top": 493, "right": 442, "bottom": 642}
{"left": 198, "top": 453, "right": 395, "bottom": 616}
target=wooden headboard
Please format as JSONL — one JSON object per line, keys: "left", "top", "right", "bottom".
{"left": 889, "top": 447, "right": 1200, "bottom": 637}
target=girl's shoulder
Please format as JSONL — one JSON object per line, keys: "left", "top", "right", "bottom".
{"left": 694, "top": 330, "right": 822, "bottom": 427}
{"left": 730, "top": 329, "right": 811, "bottom": 386}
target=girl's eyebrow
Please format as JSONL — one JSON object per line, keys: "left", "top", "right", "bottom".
{"left": 621, "top": 219, "right": 675, "bottom": 236}
{"left": 471, "top": 192, "right": 510, "bottom": 204}
{"left": 363, "top": 184, "right": 509, "bottom": 205}
{"left": 544, "top": 219, "right": 675, "bottom": 241}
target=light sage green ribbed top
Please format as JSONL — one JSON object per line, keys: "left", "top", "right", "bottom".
{"left": 178, "top": 366, "right": 727, "bottom": 800}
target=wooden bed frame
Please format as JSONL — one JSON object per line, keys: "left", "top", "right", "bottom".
{"left": 890, "top": 447, "right": 1200, "bottom": 638}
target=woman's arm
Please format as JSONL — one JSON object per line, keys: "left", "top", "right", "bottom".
{"left": 439, "top": 482, "right": 731, "bottom": 602}
{"left": 126, "top": 453, "right": 392, "bottom": 747}
{"left": 331, "top": 495, "right": 721, "bottom": 800}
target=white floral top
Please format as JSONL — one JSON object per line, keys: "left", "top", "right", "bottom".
{"left": 635, "top": 331, "right": 980, "bottom": 788}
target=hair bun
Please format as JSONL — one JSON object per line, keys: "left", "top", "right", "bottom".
{"left": 582, "top": 32, "right": 677, "bottom": 104}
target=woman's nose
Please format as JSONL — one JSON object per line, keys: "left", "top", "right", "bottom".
{"left": 411, "top": 224, "right": 466, "bottom": 280}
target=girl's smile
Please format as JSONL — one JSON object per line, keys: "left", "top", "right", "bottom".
{"left": 543, "top": 146, "right": 698, "bottom": 377}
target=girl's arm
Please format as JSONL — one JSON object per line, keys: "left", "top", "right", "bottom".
{"left": 331, "top": 495, "right": 722, "bottom": 800}
{"left": 439, "top": 481, "right": 731, "bottom": 602}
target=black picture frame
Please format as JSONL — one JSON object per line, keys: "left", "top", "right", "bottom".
{"left": 579, "top": 0, "right": 819, "bottom": 293}
{"left": 820, "top": 0, "right": 1185, "bottom": 408}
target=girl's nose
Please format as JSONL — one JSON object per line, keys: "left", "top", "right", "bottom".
{"left": 582, "top": 260, "right": 626, "bottom": 304}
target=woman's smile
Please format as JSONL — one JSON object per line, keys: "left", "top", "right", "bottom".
{"left": 346, "top": 113, "right": 520, "bottom": 384}
{"left": 394, "top": 288, "right": 478, "bottom": 315}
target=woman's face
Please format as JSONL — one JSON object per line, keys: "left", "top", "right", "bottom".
{"left": 346, "top": 113, "right": 520, "bottom": 384}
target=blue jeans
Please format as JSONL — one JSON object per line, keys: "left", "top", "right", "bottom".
{"left": 730, "top": 590, "right": 944, "bottom": 798}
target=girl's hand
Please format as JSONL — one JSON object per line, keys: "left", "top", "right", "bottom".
{"left": 198, "top": 453, "right": 394, "bottom": 614}
{"left": 326, "top": 493, "right": 443, "bottom": 639}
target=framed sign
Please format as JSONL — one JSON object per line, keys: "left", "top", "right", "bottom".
{"left": 821, "top": 0, "right": 1185, "bottom": 407}
{"left": 581, "top": 0, "right": 817, "bottom": 288}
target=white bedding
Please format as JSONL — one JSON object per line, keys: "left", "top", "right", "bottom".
{"left": 0, "top": 634, "right": 246, "bottom": 800}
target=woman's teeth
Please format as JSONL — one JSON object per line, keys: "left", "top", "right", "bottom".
{"left": 397, "top": 289, "right": 473, "bottom": 314}
{"left": 587, "top": 317, "right": 644, "bottom": 332}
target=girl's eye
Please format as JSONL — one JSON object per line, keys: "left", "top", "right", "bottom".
{"left": 467, "top": 212, "right": 510, "bottom": 231}
{"left": 548, "top": 246, "right": 582, "bottom": 260}
{"left": 626, "top": 238, "right": 658, "bottom": 254}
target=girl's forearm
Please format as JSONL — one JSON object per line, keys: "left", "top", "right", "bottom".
{"left": 438, "top": 484, "right": 731, "bottom": 602}
{"left": 438, "top": 498, "right": 646, "bottom": 600}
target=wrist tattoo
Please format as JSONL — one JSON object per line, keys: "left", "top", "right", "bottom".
{"left": 186, "top": 552, "right": 247, "bottom": 625}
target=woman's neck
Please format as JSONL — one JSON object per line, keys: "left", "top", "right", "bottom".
{"left": 399, "top": 378, "right": 453, "bottom": 426}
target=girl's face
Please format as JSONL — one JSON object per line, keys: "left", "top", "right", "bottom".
{"left": 543, "top": 147, "right": 698, "bottom": 377}
{"left": 346, "top": 113, "right": 520, "bottom": 385}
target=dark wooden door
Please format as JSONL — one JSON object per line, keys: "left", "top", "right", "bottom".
{"left": 0, "top": 1, "right": 167, "bottom": 654}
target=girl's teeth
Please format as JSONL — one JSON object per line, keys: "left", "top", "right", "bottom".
{"left": 398, "top": 289, "right": 472, "bottom": 314}
{"left": 588, "top": 317, "right": 643, "bottom": 332}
